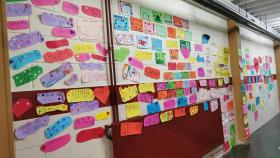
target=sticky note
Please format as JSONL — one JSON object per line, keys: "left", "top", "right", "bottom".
{"left": 190, "top": 105, "right": 198, "bottom": 116}
{"left": 73, "top": 43, "right": 95, "bottom": 53}
{"left": 166, "top": 40, "right": 179, "bottom": 49}
{"left": 125, "top": 102, "right": 142, "bottom": 118}
{"left": 160, "top": 110, "right": 173, "bottom": 122}
{"left": 120, "top": 122, "right": 142, "bottom": 136}
{"left": 147, "top": 102, "right": 161, "bottom": 114}
{"left": 119, "top": 85, "right": 138, "bottom": 102}
{"left": 96, "top": 111, "right": 110, "bottom": 120}
{"left": 67, "top": 88, "right": 94, "bottom": 103}
{"left": 138, "top": 83, "right": 155, "bottom": 93}
{"left": 114, "top": 47, "right": 129, "bottom": 62}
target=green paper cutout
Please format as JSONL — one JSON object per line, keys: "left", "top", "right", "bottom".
{"left": 230, "top": 124, "right": 236, "bottom": 135}
{"left": 7, "top": 0, "right": 26, "bottom": 2}
{"left": 176, "top": 89, "right": 184, "bottom": 97}
{"left": 13, "top": 66, "right": 43, "bottom": 87}
{"left": 181, "top": 72, "right": 189, "bottom": 79}
{"left": 185, "top": 30, "right": 192, "bottom": 41}
{"left": 251, "top": 104, "right": 256, "bottom": 112}
{"left": 180, "top": 40, "right": 191, "bottom": 50}
{"left": 155, "top": 52, "right": 166, "bottom": 65}
{"left": 166, "top": 81, "right": 175, "bottom": 90}
{"left": 140, "top": 6, "right": 152, "bottom": 21}
{"left": 114, "top": 47, "right": 129, "bottom": 62}
{"left": 156, "top": 24, "right": 166, "bottom": 37}
{"left": 152, "top": 10, "right": 163, "bottom": 24}
{"left": 164, "top": 13, "right": 173, "bottom": 25}
{"left": 230, "top": 136, "right": 236, "bottom": 148}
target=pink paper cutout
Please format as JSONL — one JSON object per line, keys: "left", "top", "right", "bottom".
{"left": 41, "top": 134, "right": 71, "bottom": 153}
{"left": 62, "top": 1, "right": 79, "bottom": 15}
{"left": 144, "top": 113, "right": 160, "bottom": 127}
{"left": 7, "top": 20, "right": 29, "bottom": 30}
{"left": 163, "top": 99, "right": 176, "bottom": 110}
{"left": 180, "top": 48, "right": 190, "bottom": 59}
{"left": 189, "top": 95, "right": 197, "bottom": 104}
{"left": 96, "top": 43, "right": 108, "bottom": 56}
{"left": 32, "top": 0, "right": 60, "bottom": 6}
{"left": 81, "top": 5, "right": 101, "bottom": 18}
{"left": 210, "top": 100, "right": 218, "bottom": 112}
{"left": 208, "top": 79, "right": 216, "bottom": 88}
{"left": 74, "top": 53, "right": 91, "bottom": 62}
{"left": 197, "top": 67, "right": 205, "bottom": 77}
{"left": 74, "top": 116, "right": 95, "bottom": 130}
{"left": 52, "top": 27, "right": 76, "bottom": 38}
{"left": 128, "top": 57, "right": 144, "bottom": 70}
{"left": 137, "top": 93, "right": 154, "bottom": 103}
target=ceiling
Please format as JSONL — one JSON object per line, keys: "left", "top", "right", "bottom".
{"left": 229, "top": 0, "right": 280, "bottom": 33}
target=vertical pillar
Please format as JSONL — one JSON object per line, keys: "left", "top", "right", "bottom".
{"left": 273, "top": 40, "right": 280, "bottom": 108}
{"left": 0, "top": 0, "right": 15, "bottom": 157}
{"left": 227, "top": 20, "right": 246, "bottom": 143}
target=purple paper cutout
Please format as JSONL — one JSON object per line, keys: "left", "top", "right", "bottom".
{"left": 144, "top": 113, "right": 160, "bottom": 127}
{"left": 79, "top": 63, "right": 103, "bottom": 71}
{"left": 64, "top": 74, "right": 78, "bottom": 86}
{"left": 137, "top": 93, "right": 154, "bottom": 103}
{"left": 163, "top": 99, "right": 176, "bottom": 110}
{"left": 15, "top": 115, "right": 49, "bottom": 139}
{"left": 8, "top": 31, "right": 44, "bottom": 50}
{"left": 40, "top": 12, "right": 74, "bottom": 28}
{"left": 6, "top": 3, "right": 32, "bottom": 17}
{"left": 70, "top": 100, "right": 99, "bottom": 115}
{"left": 37, "top": 91, "right": 65, "bottom": 104}
{"left": 157, "top": 82, "right": 166, "bottom": 91}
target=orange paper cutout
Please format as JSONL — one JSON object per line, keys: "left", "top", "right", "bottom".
{"left": 158, "top": 91, "right": 167, "bottom": 100}
{"left": 173, "top": 16, "right": 183, "bottom": 27}
{"left": 189, "top": 71, "right": 196, "bottom": 78}
{"left": 177, "top": 62, "right": 186, "bottom": 70}
{"left": 169, "top": 49, "right": 179, "bottom": 60}
{"left": 167, "top": 27, "right": 176, "bottom": 38}
{"left": 175, "top": 81, "right": 183, "bottom": 89}
{"left": 227, "top": 101, "right": 234, "bottom": 111}
{"left": 130, "top": 17, "right": 143, "bottom": 32}
{"left": 94, "top": 86, "right": 110, "bottom": 104}
{"left": 120, "top": 122, "right": 143, "bottom": 136}
{"left": 144, "top": 67, "right": 160, "bottom": 80}
{"left": 163, "top": 72, "right": 174, "bottom": 80}
{"left": 174, "top": 107, "right": 186, "bottom": 118}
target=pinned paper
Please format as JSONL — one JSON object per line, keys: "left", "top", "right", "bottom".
{"left": 164, "top": 13, "right": 173, "bottom": 24}
{"left": 168, "top": 27, "right": 176, "bottom": 38}
{"left": 67, "top": 88, "right": 94, "bottom": 103}
{"left": 76, "top": 127, "right": 104, "bottom": 143}
{"left": 173, "top": 16, "right": 183, "bottom": 27}
{"left": 203, "top": 101, "right": 209, "bottom": 111}
{"left": 44, "top": 48, "right": 73, "bottom": 63}
{"left": 13, "top": 98, "right": 33, "bottom": 118}
{"left": 152, "top": 10, "right": 163, "bottom": 23}
{"left": 7, "top": 20, "right": 29, "bottom": 30}
{"left": 73, "top": 43, "right": 96, "bottom": 53}
{"left": 166, "top": 40, "right": 179, "bottom": 49}
{"left": 9, "top": 50, "right": 42, "bottom": 70}
{"left": 119, "top": 85, "right": 138, "bottom": 102}
{"left": 144, "top": 67, "right": 160, "bottom": 80}
{"left": 74, "top": 116, "right": 95, "bottom": 130}
{"left": 41, "top": 134, "right": 71, "bottom": 153}
{"left": 122, "top": 64, "right": 140, "bottom": 82}
{"left": 40, "top": 12, "right": 73, "bottom": 28}
{"left": 155, "top": 52, "right": 166, "bottom": 65}
{"left": 144, "top": 113, "right": 160, "bottom": 127}
{"left": 157, "top": 91, "right": 167, "bottom": 100}
{"left": 125, "top": 102, "right": 142, "bottom": 118}
{"left": 147, "top": 102, "right": 161, "bottom": 114}
{"left": 169, "top": 49, "right": 179, "bottom": 60}
{"left": 6, "top": 3, "right": 32, "bottom": 17}
{"left": 163, "top": 99, "right": 176, "bottom": 110}
{"left": 130, "top": 16, "right": 143, "bottom": 32}
{"left": 199, "top": 80, "right": 207, "bottom": 87}
{"left": 74, "top": 53, "right": 91, "bottom": 62}
{"left": 152, "top": 38, "right": 162, "bottom": 51}
{"left": 174, "top": 107, "right": 186, "bottom": 117}
{"left": 62, "top": 1, "right": 79, "bottom": 15}
{"left": 94, "top": 86, "right": 110, "bottom": 104}
{"left": 13, "top": 66, "right": 43, "bottom": 87}
{"left": 227, "top": 101, "right": 234, "bottom": 111}
{"left": 95, "top": 111, "right": 110, "bottom": 120}
{"left": 157, "top": 82, "right": 166, "bottom": 91}
{"left": 114, "top": 15, "right": 129, "bottom": 31}
{"left": 177, "top": 28, "right": 185, "bottom": 39}
{"left": 119, "top": 1, "right": 133, "bottom": 16}
{"left": 9, "top": 31, "right": 44, "bottom": 50}
{"left": 156, "top": 24, "right": 166, "bottom": 37}
{"left": 138, "top": 83, "right": 155, "bottom": 93}
{"left": 120, "top": 122, "right": 142, "bottom": 136}
{"left": 210, "top": 100, "right": 219, "bottom": 112}
{"left": 176, "top": 96, "right": 188, "bottom": 107}
{"left": 208, "top": 79, "right": 217, "bottom": 88}
{"left": 52, "top": 27, "right": 76, "bottom": 38}
{"left": 115, "top": 33, "right": 134, "bottom": 45}
{"left": 81, "top": 5, "right": 101, "bottom": 18}
{"left": 96, "top": 43, "right": 108, "bottom": 56}
{"left": 189, "top": 94, "right": 197, "bottom": 104}
{"left": 81, "top": 72, "right": 107, "bottom": 83}
{"left": 136, "top": 35, "right": 149, "bottom": 49}
{"left": 45, "top": 116, "right": 72, "bottom": 139}
{"left": 135, "top": 51, "right": 153, "bottom": 60}
{"left": 140, "top": 7, "right": 152, "bottom": 20}
{"left": 137, "top": 93, "right": 154, "bottom": 103}
{"left": 36, "top": 104, "right": 68, "bottom": 115}
{"left": 160, "top": 110, "right": 173, "bottom": 122}
{"left": 32, "top": 0, "right": 60, "bottom": 6}
{"left": 114, "top": 47, "right": 129, "bottom": 62}
{"left": 190, "top": 105, "right": 198, "bottom": 116}
{"left": 144, "top": 21, "right": 155, "bottom": 35}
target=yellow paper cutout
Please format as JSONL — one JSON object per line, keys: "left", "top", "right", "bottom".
{"left": 160, "top": 110, "right": 173, "bottom": 122}
{"left": 242, "top": 96, "right": 247, "bottom": 103}
{"left": 119, "top": 85, "right": 138, "bottom": 102}
{"left": 67, "top": 88, "right": 94, "bottom": 103}
{"left": 165, "top": 40, "right": 179, "bottom": 49}
{"left": 213, "top": 47, "right": 230, "bottom": 77}
{"left": 190, "top": 105, "right": 198, "bottom": 116}
{"left": 96, "top": 111, "right": 110, "bottom": 120}
{"left": 188, "top": 56, "right": 196, "bottom": 64}
{"left": 138, "top": 83, "right": 155, "bottom": 93}
{"left": 135, "top": 51, "right": 153, "bottom": 60}
{"left": 73, "top": 43, "right": 96, "bottom": 53}
{"left": 218, "top": 79, "right": 224, "bottom": 86}
{"left": 125, "top": 102, "right": 141, "bottom": 119}
{"left": 177, "top": 28, "right": 185, "bottom": 39}
{"left": 36, "top": 104, "right": 68, "bottom": 115}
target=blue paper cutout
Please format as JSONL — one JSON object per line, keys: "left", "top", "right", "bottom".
{"left": 177, "top": 96, "right": 188, "bottom": 107}
{"left": 197, "top": 55, "right": 205, "bottom": 62}
{"left": 241, "top": 85, "right": 246, "bottom": 93}
{"left": 113, "top": 15, "right": 129, "bottom": 31}
{"left": 203, "top": 101, "right": 209, "bottom": 111}
{"left": 202, "top": 34, "right": 210, "bottom": 44}
{"left": 174, "top": 72, "right": 182, "bottom": 79}
{"left": 147, "top": 102, "right": 161, "bottom": 114}
{"left": 183, "top": 80, "right": 189, "bottom": 88}
{"left": 256, "top": 97, "right": 260, "bottom": 105}
{"left": 152, "top": 38, "right": 162, "bottom": 51}
{"left": 45, "top": 116, "right": 72, "bottom": 139}
{"left": 9, "top": 50, "right": 41, "bottom": 70}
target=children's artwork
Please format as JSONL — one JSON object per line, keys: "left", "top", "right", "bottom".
{"left": 7, "top": 20, "right": 30, "bottom": 30}
{"left": 136, "top": 35, "right": 149, "bottom": 49}
{"left": 125, "top": 102, "right": 142, "bottom": 118}
{"left": 155, "top": 52, "right": 166, "bottom": 65}
{"left": 152, "top": 38, "right": 162, "bottom": 51}
{"left": 51, "top": 27, "right": 76, "bottom": 38}
{"left": 164, "top": 13, "right": 173, "bottom": 25}
{"left": 36, "top": 104, "right": 68, "bottom": 115}
{"left": 144, "top": 113, "right": 160, "bottom": 127}
{"left": 114, "top": 15, "right": 129, "bottom": 31}
{"left": 130, "top": 16, "right": 143, "bottom": 32}
{"left": 45, "top": 116, "right": 72, "bottom": 139}
{"left": 8, "top": 31, "right": 44, "bottom": 50}
{"left": 70, "top": 101, "right": 99, "bottom": 115}
{"left": 115, "top": 33, "right": 135, "bottom": 45}
{"left": 31, "top": 0, "right": 60, "bottom": 6}
{"left": 62, "top": 1, "right": 79, "bottom": 15}
{"left": 9, "top": 50, "right": 42, "bottom": 70}
{"left": 174, "top": 107, "right": 186, "bottom": 117}
{"left": 6, "top": 3, "right": 32, "bottom": 17}
{"left": 39, "top": 12, "right": 74, "bottom": 28}
{"left": 152, "top": 10, "right": 163, "bottom": 23}
{"left": 81, "top": 5, "right": 102, "bottom": 18}
{"left": 135, "top": 50, "right": 153, "bottom": 60}
{"left": 128, "top": 57, "right": 144, "bottom": 69}
{"left": 119, "top": 1, "right": 133, "bottom": 16}
{"left": 147, "top": 102, "right": 161, "bottom": 114}
{"left": 114, "top": 47, "right": 130, "bottom": 62}
{"left": 177, "top": 28, "right": 185, "bottom": 39}
{"left": 169, "top": 49, "right": 179, "bottom": 60}
{"left": 168, "top": 27, "right": 176, "bottom": 38}
{"left": 138, "top": 82, "right": 155, "bottom": 93}
{"left": 120, "top": 122, "right": 143, "bottom": 136}
{"left": 119, "top": 85, "right": 138, "bottom": 102}
{"left": 66, "top": 88, "right": 94, "bottom": 103}
{"left": 202, "top": 34, "right": 210, "bottom": 44}
{"left": 46, "top": 39, "right": 69, "bottom": 49}
{"left": 76, "top": 127, "right": 104, "bottom": 143}
{"left": 12, "top": 98, "right": 33, "bottom": 118}
{"left": 13, "top": 66, "right": 43, "bottom": 87}
{"left": 144, "top": 67, "right": 160, "bottom": 80}
{"left": 144, "top": 21, "right": 155, "bottom": 35}
{"left": 41, "top": 134, "right": 71, "bottom": 153}
{"left": 96, "top": 111, "right": 110, "bottom": 120}
{"left": 44, "top": 48, "right": 73, "bottom": 63}
{"left": 156, "top": 24, "right": 166, "bottom": 37}
{"left": 122, "top": 64, "right": 141, "bottom": 82}
{"left": 166, "top": 40, "right": 179, "bottom": 49}
{"left": 160, "top": 110, "right": 173, "bottom": 122}
{"left": 77, "top": 19, "right": 103, "bottom": 41}
{"left": 173, "top": 16, "right": 183, "bottom": 27}
{"left": 190, "top": 105, "right": 198, "bottom": 116}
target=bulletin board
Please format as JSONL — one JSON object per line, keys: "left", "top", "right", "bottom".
{"left": 110, "top": 0, "right": 237, "bottom": 156}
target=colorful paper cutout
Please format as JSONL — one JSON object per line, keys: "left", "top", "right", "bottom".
{"left": 138, "top": 83, "right": 155, "bottom": 93}
{"left": 114, "top": 15, "right": 129, "bottom": 31}
{"left": 45, "top": 116, "right": 72, "bottom": 139}
{"left": 13, "top": 66, "right": 43, "bottom": 87}
{"left": 9, "top": 31, "right": 44, "bottom": 50}
{"left": 52, "top": 27, "right": 76, "bottom": 38}
{"left": 114, "top": 47, "right": 130, "bottom": 62}
{"left": 144, "top": 67, "right": 160, "bottom": 80}
{"left": 74, "top": 116, "right": 95, "bottom": 130}
{"left": 81, "top": 5, "right": 101, "bottom": 18}
{"left": 130, "top": 16, "right": 143, "bottom": 32}
{"left": 9, "top": 50, "right": 41, "bottom": 70}
{"left": 40, "top": 12, "right": 73, "bottom": 28}
{"left": 119, "top": 85, "right": 138, "bottom": 102}
{"left": 67, "top": 88, "right": 94, "bottom": 103}
{"left": 13, "top": 98, "right": 33, "bottom": 118}
{"left": 6, "top": 3, "right": 32, "bottom": 17}
{"left": 136, "top": 35, "right": 149, "bottom": 49}
{"left": 152, "top": 38, "right": 162, "bottom": 52}
{"left": 140, "top": 7, "right": 152, "bottom": 20}
{"left": 144, "top": 113, "right": 160, "bottom": 127}
{"left": 147, "top": 102, "right": 161, "bottom": 114}
{"left": 41, "top": 134, "right": 71, "bottom": 153}
{"left": 77, "top": 19, "right": 103, "bottom": 41}
{"left": 62, "top": 1, "right": 79, "bottom": 15}
{"left": 152, "top": 10, "right": 163, "bottom": 23}
{"left": 137, "top": 93, "right": 154, "bottom": 103}
{"left": 119, "top": 1, "right": 133, "bottom": 16}
{"left": 174, "top": 107, "right": 186, "bottom": 117}
{"left": 36, "top": 104, "right": 68, "bottom": 115}
{"left": 46, "top": 39, "right": 69, "bottom": 49}
{"left": 135, "top": 51, "right": 153, "bottom": 60}
{"left": 115, "top": 33, "right": 135, "bottom": 45}
{"left": 31, "top": 0, "right": 60, "bottom": 6}
{"left": 96, "top": 111, "right": 110, "bottom": 120}
{"left": 125, "top": 102, "right": 142, "bottom": 118}
{"left": 128, "top": 57, "right": 144, "bottom": 69}
{"left": 144, "top": 21, "right": 155, "bottom": 35}
{"left": 76, "top": 127, "right": 104, "bottom": 143}
{"left": 121, "top": 122, "right": 142, "bottom": 136}
{"left": 44, "top": 48, "right": 73, "bottom": 63}
{"left": 156, "top": 24, "right": 166, "bottom": 37}
{"left": 160, "top": 110, "right": 173, "bottom": 122}
{"left": 7, "top": 20, "right": 29, "bottom": 30}
{"left": 190, "top": 105, "right": 198, "bottom": 116}
{"left": 122, "top": 64, "right": 140, "bottom": 82}
{"left": 155, "top": 52, "right": 166, "bottom": 65}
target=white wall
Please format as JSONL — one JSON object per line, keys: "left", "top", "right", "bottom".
{"left": 240, "top": 26, "right": 280, "bottom": 133}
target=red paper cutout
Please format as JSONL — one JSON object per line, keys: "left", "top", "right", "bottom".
{"left": 189, "top": 71, "right": 196, "bottom": 78}
{"left": 44, "top": 48, "right": 73, "bottom": 63}
{"left": 45, "top": 39, "right": 69, "bottom": 49}
{"left": 144, "top": 67, "right": 160, "bottom": 80}
{"left": 168, "top": 62, "right": 176, "bottom": 70}
{"left": 120, "top": 122, "right": 142, "bottom": 136}
{"left": 174, "top": 107, "right": 186, "bottom": 118}
{"left": 81, "top": 5, "right": 101, "bottom": 18}
{"left": 13, "top": 98, "right": 33, "bottom": 118}
{"left": 227, "top": 101, "right": 234, "bottom": 111}
{"left": 92, "top": 54, "right": 107, "bottom": 61}
{"left": 130, "top": 17, "right": 143, "bottom": 32}
{"left": 254, "top": 57, "right": 259, "bottom": 73}
{"left": 157, "top": 91, "right": 167, "bottom": 100}
{"left": 94, "top": 86, "right": 110, "bottom": 104}
{"left": 76, "top": 127, "right": 104, "bottom": 143}
{"left": 173, "top": 16, "right": 183, "bottom": 27}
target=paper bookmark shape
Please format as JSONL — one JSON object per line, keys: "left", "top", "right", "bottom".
{"left": 80, "top": 63, "right": 103, "bottom": 71}
{"left": 45, "top": 116, "right": 72, "bottom": 139}
{"left": 95, "top": 111, "right": 110, "bottom": 120}
{"left": 41, "top": 134, "right": 71, "bottom": 153}
{"left": 40, "top": 62, "right": 73, "bottom": 87}
{"left": 81, "top": 5, "right": 101, "bottom": 18}
{"left": 9, "top": 50, "right": 42, "bottom": 70}
{"left": 128, "top": 57, "right": 144, "bottom": 69}
{"left": 144, "top": 113, "right": 160, "bottom": 127}
{"left": 45, "top": 39, "right": 69, "bottom": 49}
{"left": 7, "top": 20, "right": 29, "bottom": 30}
{"left": 40, "top": 12, "right": 74, "bottom": 28}
{"left": 6, "top": 3, "right": 32, "bottom": 17}
{"left": 62, "top": 1, "right": 79, "bottom": 15}
{"left": 36, "top": 104, "right": 68, "bottom": 115}
{"left": 13, "top": 98, "right": 33, "bottom": 118}
{"left": 9, "top": 31, "right": 44, "bottom": 50}
{"left": 93, "top": 86, "right": 110, "bottom": 104}
{"left": 96, "top": 43, "right": 108, "bottom": 56}
{"left": 31, "top": 0, "right": 60, "bottom": 6}
{"left": 43, "top": 48, "right": 74, "bottom": 63}
{"left": 13, "top": 66, "right": 43, "bottom": 87}
{"left": 76, "top": 127, "right": 104, "bottom": 143}
{"left": 120, "top": 122, "right": 142, "bottom": 136}
{"left": 144, "top": 67, "right": 160, "bottom": 80}
{"left": 92, "top": 54, "right": 107, "bottom": 61}
{"left": 64, "top": 74, "right": 78, "bottom": 86}
{"left": 37, "top": 91, "right": 65, "bottom": 104}
{"left": 67, "top": 88, "right": 94, "bottom": 103}
{"left": 15, "top": 115, "right": 49, "bottom": 139}
{"left": 52, "top": 27, "right": 76, "bottom": 38}
{"left": 75, "top": 53, "right": 91, "bottom": 62}
{"left": 81, "top": 72, "right": 107, "bottom": 83}
{"left": 74, "top": 116, "right": 95, "bottom": 129}
{"left": 70, "top": 100, "right": 99, "bottom": 115}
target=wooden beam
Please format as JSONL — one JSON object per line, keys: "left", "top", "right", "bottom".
{"left": 227, "top": 19, "right": 247, "bottom": 143}
{"left": 0, "top": 0, "right": 15, "bottom": 157}
{"left": 273, "top": 40, "right": 280, "bottom": 109}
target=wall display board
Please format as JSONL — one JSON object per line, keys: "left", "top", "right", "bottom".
{"left": 111, "top": 0, "right": 236, "bottom": 155}
{"left": 6, "top": 0, "right": 113, "bottom": 158}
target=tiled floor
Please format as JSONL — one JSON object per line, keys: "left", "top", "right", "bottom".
{"left": 223, "top": 114, "right": 280, "bottom": 158}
